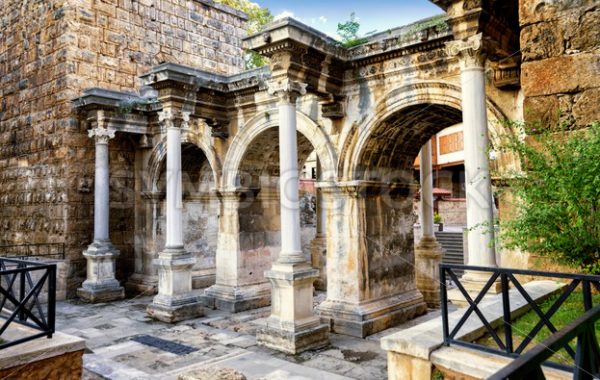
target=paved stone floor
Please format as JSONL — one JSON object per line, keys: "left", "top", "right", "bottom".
{"left": 55, "top": 291, "right": 446, "bottom": 380}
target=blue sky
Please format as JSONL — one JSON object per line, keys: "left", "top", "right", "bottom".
{"left": 257, "top": 1, "right": 444, "bottom": 39}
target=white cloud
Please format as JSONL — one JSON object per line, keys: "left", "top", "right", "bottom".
{"left": 318, "top": 16, "right": 328, "bottom": 24}
{"left": 274, "top": 10, "right": 295, "bottom": 20}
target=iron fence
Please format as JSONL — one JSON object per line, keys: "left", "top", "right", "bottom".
{"left": 489, "top": 304, "right": 600, "bottom": 380}
{"left": 440, "top": 263, "right": 600, "bottom": 374}
{"left": 0, "top": 258, "right": 56, "bottom": 350}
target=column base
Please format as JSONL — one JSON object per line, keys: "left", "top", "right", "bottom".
{"left": 146, "top": 248, "right": 204, "bottom": 323}
{"left": 192, "top": 270, "right": 216, "bottom": 290}
{"left": 146, "top": 296, "right": 204, "bottom": 323}
{"left": 310, "top": 236, "right": 327, "bottom": 291}
{"left": 77, "top": 283, "right": 125, "bottom": 303}
{"left": 415, "top": 236, "right": 443, "bottom": 308}
{"left": 317, "top": 290, "right": 427, "bottom": 338}
{"left": 256, "top": 318, "right": 329, "bottom": 355}
{"left": 78, "top": 242, "right": 124, "bottom": 303}
{"left": 256, "top": 262, "right": 329, "bottom": 354}
{"left": 203, "top": 282, "right": 271, "bottom": 312}
{"left": 125, "top": 274, "right": 158, "bottom": 296}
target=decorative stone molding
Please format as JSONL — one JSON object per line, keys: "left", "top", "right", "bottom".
{"left": 321, "top": 98, "right": 345, "bottom": 119}
{"left": 88, "top": 127, "right": 116, "bottom": 144}
{"left": 267, "top": 78, "right": 307, "bottom": 104}
{"left": 491, "top": 55, "right": 521, "bottom": 89}
{"left": 446, "top": 33, "right": 486, "bottom": 70}
{"left": 158, "top": 108, "right": 190, "bottom": 130}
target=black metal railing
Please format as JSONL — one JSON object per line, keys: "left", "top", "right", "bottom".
{"left": 440, "top": 263, "right": 600, "bottom": 373}
{"left": 0, "top": 243, "right": 65, "bottom": 260}
{"left": 0, "top": 258, "right": 56, "bottom": 350}
{"left": 489, "top": 304, "right": 600, "bottom": 380}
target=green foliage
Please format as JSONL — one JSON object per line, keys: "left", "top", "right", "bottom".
{"left": 337, "top": 12, "right": 368, "bottom": 48}
{"left": 434, "top": 212, "right": 443, "bottom": 224}
{"left": 499, "top": 121, "right": 600, "bottom": 273}
{"left": 408, "top": 15, "right": 449, "bottom": 35}
{"left": 215, "top": 0, "right": 273, "bottom": 69}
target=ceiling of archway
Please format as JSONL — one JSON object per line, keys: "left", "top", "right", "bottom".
{"left": 238, "top": 128, "right": 315, "bottom": 188}
{"left": 358, "top": 103, "right": 462, "bottom": 177}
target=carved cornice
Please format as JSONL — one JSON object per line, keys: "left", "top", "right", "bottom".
{"left": 267, "top": 78, "right": 307, "bottom": 105}
{"left": 446, "top": 33, "right": 486, "bottom": 70}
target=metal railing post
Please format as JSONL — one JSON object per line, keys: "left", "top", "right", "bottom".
{"left": 501, "top": 273, "right": 513, "bottom": 354}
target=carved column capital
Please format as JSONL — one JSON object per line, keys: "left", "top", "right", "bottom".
{"left": 88, "top": 127, "right": 116, "bottom": 144}
{"left": 158, "top": 108, "right": 191, "bottom": 130}
{"left": 267, "top": 78, "right": 307, "bottom": 105}
{"left": 446, "top": 33, "right": 486, "bottom": 70}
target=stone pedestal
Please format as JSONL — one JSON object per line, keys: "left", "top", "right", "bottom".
{"left": 77, "top": 241, "right": 125, "bottom": 303}
{"left": 147, "top": 248, "right": 203, "bottom": 322}
{"left": 415, "top": 236, "right": 443, "bottom": 308}
{"left": 256, "top": 263, "right": 329, "bottom": 354}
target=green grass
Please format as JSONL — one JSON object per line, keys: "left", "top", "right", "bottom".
{"left": 477, "top": 290, "right": 600, "bottom": 366}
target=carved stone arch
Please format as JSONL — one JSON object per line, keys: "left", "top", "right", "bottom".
{"left": 338, "top": 80, "right": 512, "bottom": 181}
{"left": 221, "top": 109, "right": 338, "bottom": 190}
{"left": 147, "top": 129, "right": 222, "bottom": 192}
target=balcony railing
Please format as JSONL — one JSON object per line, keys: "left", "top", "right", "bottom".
{"left": 0, "top": 258, "right": 56, "bottom": 350}
{"left": 440, "top": 263, "right": 600, "bottom": 375}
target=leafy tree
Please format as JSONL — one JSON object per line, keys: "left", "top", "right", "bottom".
{"left": 215, "top": 0, "right": 273, "bottom": 68}
{"left": 337, "top": 12, "right": 368, "bottom": 48}
{"left": 499, "top": 121, "right": 600, "bottom": 274}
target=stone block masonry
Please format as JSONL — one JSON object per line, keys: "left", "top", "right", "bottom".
{"left": 0, "top": 0, "right": 247, "bottom": 296}
{"left": 520, "top": 0, "right": 600, "bottom": 127}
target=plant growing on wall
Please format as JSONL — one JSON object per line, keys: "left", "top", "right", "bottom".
{"left": 337, "top": 12, "right": 371, "bottom": 48}
{"left": 215, "top": 0, "right": 274, "bottom": 69}
{"left": 499, "top": 121, "right": 600, "bottom": 274}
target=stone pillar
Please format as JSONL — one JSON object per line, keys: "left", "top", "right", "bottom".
{"left": 126, "top": 191, "right": 162, "bottom": 295}
{"left": 147, "top": 108, "right": 203, "bottom": 322}
{"left": 415, "top": 141, "right": 443, "bottom": 308}
{"left": 310, "top": 159, "right": 327, "bottom": 290}
{"left": 447, "top": 34, "right": 500, "bottom": 292}
{"left": 317, "top": 182, "right": 427, "bottom": 338}
{"left": 203, "top": 188, "right": 271, "bottom": 312}
{"left": 77, "top": 119, "right": 125, "bottom": 303}
{"left": 256, "top": 78, "right": 329, "bottom": 354}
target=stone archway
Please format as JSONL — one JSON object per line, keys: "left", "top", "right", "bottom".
{"left": 339, "top": 81, "right": 511, "bottom": 181}
{"left": 205, "top": 109, "right": 337, "bottom": 312}
{"left": 318, "top": 81, "right": 511, "bottom": 338}
{"left": 127, "top": 132, "right": 222, "bottom": 294}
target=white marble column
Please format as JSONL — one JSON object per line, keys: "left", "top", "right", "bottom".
{"left": 256, "top": 78, "right": 329, "bottom": 354}
{"left": 447, "top": 34, "right": 499, "bottom": 290}
{"left": 77, "top": 116, "right": 125, "bottom": 303}
{"left": 415, "top": 140, "right": 443, "bottom": 307}
{"left": 147, "top": 108, "right": 204, "bottom": 322}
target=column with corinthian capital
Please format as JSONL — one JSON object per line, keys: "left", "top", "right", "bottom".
{"left": 78, "top": 113, "right": 125, "bottom": 303}
{"left": 255, "top": 78, "right": 329, "bottom": 354}
{"left": 146, "top": 108, "right": 204, "bottom": 322}
{"left": 446, "top": 34, "right": 500, "bottom": 294}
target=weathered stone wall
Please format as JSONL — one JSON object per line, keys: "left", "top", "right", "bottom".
{"left": 0, "top": 0, "right": 246, "bottom": 295}
{"left": 0, "top": 350, "right": 83, "bottom": 380}
{"left": 520, "top": 0, "right": 600, "bottom": 127}
{"left": 437, "top": 199, "right": 466, "bottom": 225}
